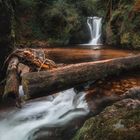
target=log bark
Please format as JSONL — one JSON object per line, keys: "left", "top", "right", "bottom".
{"left": 18, "top": 63, "right": 30, "bottom": 77}
{"left": 3, "top": 57, "right": 19, "bottom": 99}
{"left": 22, "top": 54, "right": 140, "bottom": 99}
{"left": 4, "top": 49, "right": 57, "bottom": 71}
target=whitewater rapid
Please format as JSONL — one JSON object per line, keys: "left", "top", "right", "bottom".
{"left": 0, "top": 88, "right": 89, "bottom": 140}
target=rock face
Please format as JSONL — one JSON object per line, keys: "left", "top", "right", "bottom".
{"left": 73, "top": 98, "right": 140, "bottom": 140}
{"left": 104, "top": 1, "right": 140, "bottom": 48}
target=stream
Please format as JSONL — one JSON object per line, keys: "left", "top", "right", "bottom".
{"left": 0, "top": 46, "right": 140, "bottom": 140}
{"left": 0, "top": 88, "right": 89, "bottom": 140}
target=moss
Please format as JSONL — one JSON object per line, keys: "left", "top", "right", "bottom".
{"left": 132, "top": 34, "right": 140, "bottom": 48}
{"left": 120, "top": 32, "right": 140, "bottom": 48}
{"left": 73, "top": 99, "right": 140, "bottom": 140}
{"left": 121, "top": 33, "right": 131, "bottom": 45}
{"left": 101, "top": 0, "right": 140, "bottom": 48}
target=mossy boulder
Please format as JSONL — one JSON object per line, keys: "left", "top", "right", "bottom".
{"left": 73, "top": 99, "right": 140, "bottom": 140}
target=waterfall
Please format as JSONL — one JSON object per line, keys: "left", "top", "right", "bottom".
{"left": 87, "top": 16, "right": 102, "bottom": 45}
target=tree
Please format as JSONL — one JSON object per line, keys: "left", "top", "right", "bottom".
{"left": 0, "top": 0, "right": 17, "bottom": 80}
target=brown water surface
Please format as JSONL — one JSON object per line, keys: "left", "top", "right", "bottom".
{"left": 45, "top": 46, "right": 139, "bottom": 64}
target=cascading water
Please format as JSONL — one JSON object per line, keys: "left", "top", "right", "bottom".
{"left": 0, "top": 88, "right": 89, "bottom": 140}
{"left": 87, "top": 16, "right": 102, "bottom": 45}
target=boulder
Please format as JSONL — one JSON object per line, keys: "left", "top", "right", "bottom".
{"left": 73, "top": 98, "right": 140, "bottom": 140}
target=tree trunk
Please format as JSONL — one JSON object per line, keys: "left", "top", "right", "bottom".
{"left": 22, "top": 54, "right": 140, "bottom": 99}
{"left": 4, "top": 57, "right": 19, "bottom": 99}
{"left": 0, "top": 1, "right": 16, "bottom": 81}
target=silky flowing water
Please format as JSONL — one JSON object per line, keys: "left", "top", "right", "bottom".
{"left": 0, "top": 88, "right": 89, "bottom": 140}
{"left": 0, "top": 46, "right": 140, "bottom": 140}
{"left": 86, "top": 17, "right": 102, "bottom": 45}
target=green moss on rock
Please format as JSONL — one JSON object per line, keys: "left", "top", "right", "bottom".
{"left": 73, "top": 99, "right": 140, "bottom": 140}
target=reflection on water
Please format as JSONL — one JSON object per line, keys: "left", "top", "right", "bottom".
{"left": 45, "top": 46, "right": 138, "bottom": 64}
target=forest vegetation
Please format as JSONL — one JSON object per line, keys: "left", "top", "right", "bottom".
{"left": 0, "top": 1, "right": 140, "bottom": 140}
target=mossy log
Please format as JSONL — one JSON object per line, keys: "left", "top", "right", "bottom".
{"left": 3, "top": 57, "right": 19, "bottom": 99}
{"left": 22, "top": 54, "right": 140, "bottom": 99}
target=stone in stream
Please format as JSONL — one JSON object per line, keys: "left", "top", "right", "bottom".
{"left": 27, "top": 116, "right": 87, "bottom": 140}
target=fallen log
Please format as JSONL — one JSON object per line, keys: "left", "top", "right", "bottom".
{"left": 18, "top": 63, "right": 30, "bottom": 77}
{"left": 15, "top": 49, "right": 57, "bottom": 70}
{"left": 3, "top": 57, "right": 20, "bottom": 99}
{"left": 22, "top": 54, "right": 140, "bottom": 99}
{"left": 3, "top": 49, "right": 57, "bottom": 72}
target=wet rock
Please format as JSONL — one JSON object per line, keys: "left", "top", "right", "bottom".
{"left": 114, "top": 89, "right": 123, "bottom": 95}
{"left": 123, "top": 87, "right": 140, "bottom": 99}
{"left": 28, "top": 117, "right": 86, "bottom": 140}
{"left": 73, "top": 98, "right": 140, "bottom": 140}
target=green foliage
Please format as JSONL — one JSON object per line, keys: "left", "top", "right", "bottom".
{"left": 15, "top": 0, "right": 97, "bottom": 44}
{"left": 98, "top": 0, "right": 140, "bottom": 48}
{"left": 41, "top": 0, "right": 80, "bottom": 44}
{"left": 5, "top": 0, "right": 140, "bottom": 47}
{"left": 16, "top": 0, "right": 35, "bottom": 16}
